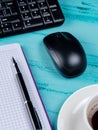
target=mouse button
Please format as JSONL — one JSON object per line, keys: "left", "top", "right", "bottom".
{"left": 62, "top": 32, "right": 82, "bottom": 48}
{"left": 67, "top": 52, "right": 82, "bottom": 67}
{"left": 61, "top": 32, "right": 76, "bottom": 42}
{"left": 61, "top": 32, "right": 71, "bottom": 41}
{"left": 44, "top": 34, "right": 61, "bottom": 48}
{"left": 44, "top": 38, "right": 56, "bottom": 50}
{"left": 49, "top": 50, "right": 64, "bottom": 68}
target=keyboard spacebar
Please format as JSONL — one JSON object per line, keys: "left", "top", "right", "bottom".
{"left": 23, "top": 18, "right": 43, "bottom": 29}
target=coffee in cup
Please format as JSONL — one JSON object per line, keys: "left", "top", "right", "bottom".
{"left": 86, "top": 95, "right": 98, "bottom": 130}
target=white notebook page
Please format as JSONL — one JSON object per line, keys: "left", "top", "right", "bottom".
{"left": 0, "top": 44, "right": 52, "bottom": 130}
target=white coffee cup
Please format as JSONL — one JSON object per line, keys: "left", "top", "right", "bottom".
{"left": 83, "top": 94, "right": 98, "bottom": 130}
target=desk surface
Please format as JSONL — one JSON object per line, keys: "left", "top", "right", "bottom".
{"left": 0, "top": 0, "right": 98, "bottom": 130}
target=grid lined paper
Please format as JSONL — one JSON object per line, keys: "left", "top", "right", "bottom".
{"left": 0, "top": 44, "right": 52, "bottom": 130}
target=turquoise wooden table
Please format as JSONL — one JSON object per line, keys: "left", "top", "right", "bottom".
{"left": 0, "top": 0, "right": 98, "bottom": 130}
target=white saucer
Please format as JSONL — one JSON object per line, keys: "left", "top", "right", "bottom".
{"left": 57, "top": 84, "right": 98, "bottom": 130}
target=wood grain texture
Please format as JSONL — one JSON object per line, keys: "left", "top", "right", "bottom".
{"left": 60, "top": 0, "right": 98, "bottom": 22}
{"left": 0, "top": 1, "right": 98, "bottom": 130}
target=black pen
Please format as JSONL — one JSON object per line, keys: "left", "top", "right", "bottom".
{"left": 12, "top": 57, "right": 42, "bottom": 130}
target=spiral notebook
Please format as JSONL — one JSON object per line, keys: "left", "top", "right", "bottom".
{"left": 0, "top": 43, "right": 52, "bottom": 130}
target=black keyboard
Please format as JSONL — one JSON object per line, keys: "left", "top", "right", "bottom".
{"left": 0, "top": 0, "right": 64, "bottom": 37}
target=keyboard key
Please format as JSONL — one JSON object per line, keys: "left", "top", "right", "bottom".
{"left": 3, "top": 27, "right": 12, "bottom": 33}
{"left": 32, "top": 10, "right": 41, "bottom": 18}
{"left": 0, "top": 10, "right": 3, "bottom": 17}
{"left": 6, "top": 1, "right": 14, "bottom": 6}
{"left": 51, "top": 7, "right": 64, "bottom": 21}
{"left": 1, "top": 2, "right": 6, "bottom": 8}
{"left": 6, "top": 1, "right": 18, "bottom": 15}
{"left": 38, "top": 1, "right": 47, "bottom": 9}
{"left": 1, "top": 17, "right": 9, "bottom": 23}
{"left": 29, "top": 2, "right": 38, "bottom": 11}
{"left": 48, "top": 1, "right": 57, "bottom": 7}
{"left": 13, "top": 22, "right": 22, "bottom": 30}
{"left": 19, "top": 5, "right": 29, "bottom": 12}
{"left": 1, "top": 16, "right": 20, "bottom": 23}
{"left": 43, "top": 16, "right": 53, "bottom": 24}
{"left": 41, "top": 8, "right": 50, "bottom": 17}
{"left": 1, "top": 23, "right": 12, "bottom": 33}
{"left": 24, "top": 18, "right": 43, "bottom": 28}
{"left": 22, "top": 12, "right": 32, "bottom": 20}
{"left": 3, "top": 9, "right": 11, "bottom": 16}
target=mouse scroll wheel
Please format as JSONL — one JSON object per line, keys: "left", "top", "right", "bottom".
{"left": 50, "top": 50, "right": 64, "bottom": 68}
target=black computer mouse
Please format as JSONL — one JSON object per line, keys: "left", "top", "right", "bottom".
{"left": 43, "top": 32, "right": 87, "bottom": 78}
